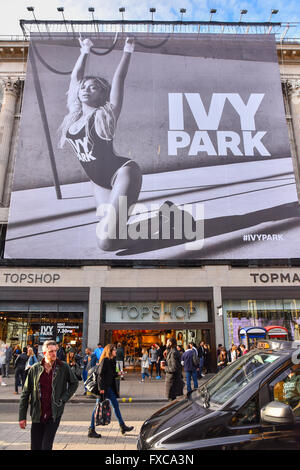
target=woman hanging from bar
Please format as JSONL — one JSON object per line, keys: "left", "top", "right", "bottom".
{"left": 59, "top": 36, "right": 144, "bottom": 251}
{"left": 59, "top": 36, "right": 196, "bottom": 251}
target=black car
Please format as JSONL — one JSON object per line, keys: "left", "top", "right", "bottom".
{"left": 138, "top": 340, "right": 300, "bottom": 450}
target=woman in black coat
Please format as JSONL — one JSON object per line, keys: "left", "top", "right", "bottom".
{"left": 88, "top": 344, "right": 133, "bottom": 438}
{"left": 162, "top": 338, "right": 184, "bottom": 401}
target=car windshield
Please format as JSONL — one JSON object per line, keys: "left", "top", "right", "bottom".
{"left": 195, "top": 352, "right": 280, "bottom": 407}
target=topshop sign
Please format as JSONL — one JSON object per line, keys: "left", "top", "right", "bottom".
{"left": 105, "top": 302, "right": 208, "bottom": 323}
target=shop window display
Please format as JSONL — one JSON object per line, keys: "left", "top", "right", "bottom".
{"left": 0, "top": 311, "right": 83, "bottom": 352}
{"left": 223, "top": 299, "right": 300, "bottom": 348}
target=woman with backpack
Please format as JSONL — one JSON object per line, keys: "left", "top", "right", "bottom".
{"left": 88, "top": 344, "right": 134, "bottom": 438}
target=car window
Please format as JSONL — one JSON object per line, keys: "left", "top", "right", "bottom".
{"left": 195, "top": 352, "right": 280, "bottom": 407}
{"left": 230, "top": 395, "right": 260, "bottom": 426}
{"left": 271, "top": 365, "right": 300, "bottom": 417}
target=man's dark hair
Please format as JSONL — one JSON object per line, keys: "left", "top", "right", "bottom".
{"left": 23, "top": 347, "right": 28, "bottom": 353}
{"left": 97, "top": 343, "right": 102, "bottom": 347}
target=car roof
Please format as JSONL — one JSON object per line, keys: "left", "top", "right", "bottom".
{"left": 255, "top": 339, "right": 300, "bottom": 353}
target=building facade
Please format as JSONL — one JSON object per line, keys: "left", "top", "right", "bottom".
{"left": 1, "top": 29, "right": 300, "bottom": 371}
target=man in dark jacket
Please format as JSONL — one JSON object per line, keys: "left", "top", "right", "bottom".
{"left": 4, "top": 344, "right": 12, "bottom": 378}
{"left": 181, "top": 342, "right": 199, "bottom": 395}
{"left": 19, "top": 340, "right": 78, "bottom": 450}
{"left": 56, "top": 342, "right": 66, "bottom": 361}
{"left": 14, "top": 347, "right": 28, "bottom": 394}
{"left": 161, "top": 337, "right": 184, "bottom": 401}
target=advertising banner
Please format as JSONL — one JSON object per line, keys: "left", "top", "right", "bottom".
{"left": 5, "top": 33, "right": 298, "bottom": 260}
{"left": 39, "top": 323, "right": 57, "bottom": 345}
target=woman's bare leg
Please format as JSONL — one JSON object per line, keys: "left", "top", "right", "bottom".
{"left": 95, "top": 162, "right": 143, "bottom": 251}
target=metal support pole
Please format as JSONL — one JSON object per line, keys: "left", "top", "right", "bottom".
{"left": 29, "top": 44, "right": 62, "bottom": 199}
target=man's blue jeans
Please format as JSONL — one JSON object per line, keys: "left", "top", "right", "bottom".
{"left": 91, "top": 387, "right": 124, "bottom": 429}
{"left": 186, "top": 370, "right": 198, "bottom": 393}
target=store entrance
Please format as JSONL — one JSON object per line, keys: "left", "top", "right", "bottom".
{"left": 104, "top": 328, "right": 212, "bottom": 372}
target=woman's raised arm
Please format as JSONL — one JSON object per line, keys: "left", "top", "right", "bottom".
{"left": 110, "top": 37, "right": 135, "bottom": 122}
{"left": 67, "top": 37, "right": 93, "bottom": 110}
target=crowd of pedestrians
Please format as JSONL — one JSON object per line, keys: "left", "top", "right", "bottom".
{"left": 0, "top": 335, "right": 251, "bottom": 450}
{"left": 217, "top": 343, "right": 248, "bottom": 371}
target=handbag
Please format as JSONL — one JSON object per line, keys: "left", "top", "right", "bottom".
{"left": 192, "top": 351, "right": 199, "bottom": 368}
{"left": 73, "top": 363, "right": 83, "bottom": 381}
{"left": 95, "top": 396, "right": 112, "bottom": 426}
{"left": 84, "top": 366, "right": 99, "bottom": 395}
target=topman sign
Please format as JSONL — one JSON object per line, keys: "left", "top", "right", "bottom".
{"left": 250, "top": 273, "right": 300, "bottom": 284}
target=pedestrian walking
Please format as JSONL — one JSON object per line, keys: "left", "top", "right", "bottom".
{"left": 181, "top": 342, "right": 199, "bottom": 395}
{"left": 24, "top": 346, "right": 38, "bottom": 380}
{"left": 240, "top": 344, "right": 248, "bottom": 355}
{"left": 116, "top": 342, "right": 125, "bottom": 380}
{"left": 14, "top": 347, "right": 28, "bottom": 394}
{"left": 88, "top": 344, "right": 134, "bottom": 438}
{"left": 94, "top": 343, "right": 104, "bottom": 362}
{"left": 217, "top": 347, "right": 228, "bottom": 371}
{"left": 56, "top": 342, "right": 66, "bottom": 361}
{"left": 161, "top": 338, "right": 184, "bottom": 401}
{"left": 83, "top": 347, "right": 97, "bottom": 393}
{"left": 203, "top": 343, "right": 211, "bottom": 373}
{"left": 3, "top": 344, "right": 12, "bottom": 378}
{"left": 139, "top": 348, "right": 150, "bottom": 382}
{"left": 0, "top": 341, "right": 7, "bottom": 386}
{"left": 13, "top": 345, "right": 21, "bottom": 367}
{"left": 155, "top": 344, "right": 163, "bottom": 380}
{"left": 67, "top": 351, "right": 82, "bottom": 381}
{"left": 19, "top": 340, "right": 78, "bottom": 450}
{"left": 149, "top": 344, "right": 159, "bottom": 380}
{"left": 230, "top": 345, "right": 239, "bottom": 363}
{"left": 197, "top": 341, "right": 205, "bottom": 378}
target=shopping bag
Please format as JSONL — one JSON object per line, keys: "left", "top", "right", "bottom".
{"left": 95, "top": 397, "right": 112, "bottom": 426}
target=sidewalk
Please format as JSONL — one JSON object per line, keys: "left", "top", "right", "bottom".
{"left": 0, "top": 371, "right": 214, "bottom": 403}
{"left": 0, "top": 372, "right": 214, "bottom": 451}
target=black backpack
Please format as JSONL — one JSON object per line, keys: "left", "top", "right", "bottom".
{"left": 84, "top": 366, "right": 99, "bottom": 395}
{"left": 95, "top": 398, "right": 112, "bottom": 426}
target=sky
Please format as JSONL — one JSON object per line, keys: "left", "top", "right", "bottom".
{"left": 1, "top": 0, "right": 299, "bottom": 37}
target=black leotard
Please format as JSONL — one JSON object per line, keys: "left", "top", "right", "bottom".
{"left": 66, "top": 113, "right": 131, "bottom": 189}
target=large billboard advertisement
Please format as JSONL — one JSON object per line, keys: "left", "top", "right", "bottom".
{"left": 4, "top": 33, "right": 298, "bottom": 260}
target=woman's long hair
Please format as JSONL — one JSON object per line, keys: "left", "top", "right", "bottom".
{"left": 58, "top": 75, "right": 114, "bottom": 148}
{"left": 99, "top": 344, "right": 116, "bottom": 362}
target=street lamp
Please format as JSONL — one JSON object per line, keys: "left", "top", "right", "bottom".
{"left": 268, "top": 9, "right": 279, "bottom": 22}
{"left": 119, "top": 7, "right": 125, "bottom": 21}
{"left": 239, "top": 9, "right": 248, "bottom": 22}
{"left": 180, "top": 8, "right": 186, "bottom": 22}
{"left": 27, "top": 6, "right": 42, "bottom": 34}
{"left": 150, "top": 8, "right": 156, "bottom": 22}
{"left": 209, "top": 9, "right": 217, "bottom": 22}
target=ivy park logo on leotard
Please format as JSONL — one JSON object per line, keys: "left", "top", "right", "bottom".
{"left": 68, "top": 136, "right": 96, "bottom": 162}
{"left": 96, "top": 197, "right": 205, "bottom": 251}
{"left": 167, "top": 93, "right": 270, "bottom": 156}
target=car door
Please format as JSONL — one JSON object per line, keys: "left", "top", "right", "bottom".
{"left": 258, "top": 365, "right": 300, "bottom": 450}
{"left": 224, "top": 393, "right": 268, "bottom": 449}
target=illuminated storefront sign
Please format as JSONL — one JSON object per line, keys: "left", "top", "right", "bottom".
{"left": 105, "top": 301, "right": 208, "bottom": 323}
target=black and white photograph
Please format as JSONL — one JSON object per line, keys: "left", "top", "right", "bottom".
{"left": 4, "top": 33, "right": 299, "bottom": 260}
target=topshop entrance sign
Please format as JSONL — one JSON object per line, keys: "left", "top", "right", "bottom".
{"left": 105, "top": 302, "right": 208, "bottom": 323}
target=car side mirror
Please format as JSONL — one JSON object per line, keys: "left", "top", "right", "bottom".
{"left": 261, "top": 401, "right": 295, "bottom": 426}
